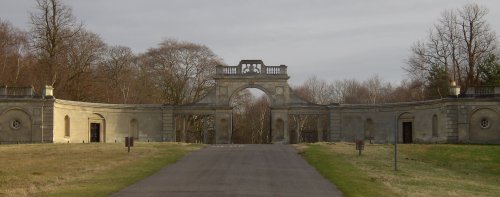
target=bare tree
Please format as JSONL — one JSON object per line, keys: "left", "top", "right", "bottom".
{"left": 248, "top": 96, "right": 270, "bottom": 143}
{"left": 406, "top": 3, "right": 497, "bottom": 96}
{"left": 297, "top": 75, "right": 399, "bottom": 104}
{"left": 295, "top": 76, "right": 337, "bottom": 104}
{"left": 340, "top": 79, "right": 370, "bottom": 104}
{"left": 30, "top": 0, "right": 82, "bottom": 87}
{"left": 361, "top": 75, "right": 396, "bottom": 104}
{"left": 57, "top": 30, "right": 105, "bottom": 101}
{"left": 0, "top": 19, "right": 32, "bottom": 86}
{"left": 388, "top": 79, "right": 424, "bottom": 102}
{"left": 98, "top": 45, "right": 136, "bottom": 103}
{"left": 138, "top": 39, "right": 222, "bottom": 104}
{"left": 459, "top": 4, "right": 497, "bottom": 87}
{"left": 290, "top": 114, "right": 309, "bottom": 143}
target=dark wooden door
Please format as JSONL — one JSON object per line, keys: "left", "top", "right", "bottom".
{"left": 90, "top": 123, "right": 100, "bottom": 142}
{"left": 402, "top": 122, "right": 412, "bottom": 144}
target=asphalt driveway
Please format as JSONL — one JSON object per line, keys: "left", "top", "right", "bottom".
{"left": 111, "top": 144, "right": 342, "bottom": 197}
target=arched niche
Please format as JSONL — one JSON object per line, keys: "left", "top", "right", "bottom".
{"left": 469, "top": 108, "right": 500, "bottom": 142}
{"left": 64, "top": 115, "right": 70, "bottom": 137}
{"left": 274, "top": 118, "right": 285, "bottom": 141}
{"left": 0, "top": 108, "right": 33, "bottom": 143}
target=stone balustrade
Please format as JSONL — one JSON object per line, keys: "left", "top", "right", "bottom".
{"left": 0, "top": 86, "right": 35, "bottom": 97}
{"left": 216, "top": 60, "right": 287, "bottom": 76}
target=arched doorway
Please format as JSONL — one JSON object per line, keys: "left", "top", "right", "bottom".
{"left": 88, "top": 113, "right": 105, "bottom": 143}
{"left": 230, "top": 88, "right": 271, "bottom": 144}
{"left": 398, "top": 112, "right": 413, "bottom": 144}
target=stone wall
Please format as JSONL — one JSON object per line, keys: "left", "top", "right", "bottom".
{"left": 0, "top": 98, "right": 53, "bottom": 143}
{"left": 329, "top": 98, "right": 500, "bottom": 144}
{"left": 1, "top": 95, "right": 499, "bottom": 144}
{"left": 53, "top": 100, "right": 164, "bottom": 143}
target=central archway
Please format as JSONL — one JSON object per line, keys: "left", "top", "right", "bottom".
{"left": 177, "top": 60, "right": 327, "bottom": 144}
{"left": 230, "top": 88, "right": 271, "bottom": 144}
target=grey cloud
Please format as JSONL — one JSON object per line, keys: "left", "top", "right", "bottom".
{"left": 1, "top": 0, "right": 499, "bottom": 86}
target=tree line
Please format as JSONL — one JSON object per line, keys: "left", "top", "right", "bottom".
{"left": 297, "top": 3, "right": 499, "bottom": 104}
{"left": 1, "top": 1, "right": 499, "bottom": 106}
{"left": 0, "top": 0, "right": 222, "bottom": 104}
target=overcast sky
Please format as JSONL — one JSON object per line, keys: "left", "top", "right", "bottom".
{"left": 1, "top": 0, "right": 499, "bottom": 86}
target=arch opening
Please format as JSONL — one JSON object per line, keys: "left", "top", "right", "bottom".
{"left": 174, "top": 114, "right": 214, "bottom": 144}
{"left": 230, "top": 88, "right": 271, "bottom": 144}
{"left": 289, "top": 114, "right": 323, "bottom": 144}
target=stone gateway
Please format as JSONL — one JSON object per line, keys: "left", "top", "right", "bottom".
{"left": 1, "top": 60, "right": 499, "bottom": 144}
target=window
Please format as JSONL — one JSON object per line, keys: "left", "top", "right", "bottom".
{"left": 64, "top": 115, "right": 70, "bottom": 137}
{"left": 10, "top": 119, "right": 21, "bottom": 129}
{"left": 480, "top": 118, "right": 490, "bottom": 129}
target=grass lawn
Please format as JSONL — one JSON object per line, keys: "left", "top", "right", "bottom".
{"left": 0, "top": 142, "right": 203, "bottom": 197}
{"left": 298, "top": 142, "right": 500, "bottom": 197}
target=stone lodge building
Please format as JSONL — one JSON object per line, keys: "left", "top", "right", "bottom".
{"left": 1, "top": 60, "right": 499, "bottom": 144}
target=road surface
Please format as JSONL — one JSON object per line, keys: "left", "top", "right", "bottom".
{"left": 111, "top": 144, "right": 342, "bottom": 197}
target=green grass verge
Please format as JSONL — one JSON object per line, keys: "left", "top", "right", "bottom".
{"left": 300, "top": 144, "right": 397, "bottom": 197}
{"left": 299, "top": 143, "right": 500, "bottom": 197}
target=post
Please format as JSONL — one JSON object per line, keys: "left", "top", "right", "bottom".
{"left": 125, "top": 136, "right": 134, "bottom": 153}
{"left": 394, "top": 114, "right": 398, "bottom": 171}
{"left": 356, "top": 140, "right": 364, "bottom": 156}
{"left": 41, "top": 101, "right": 44, "bottom": 143}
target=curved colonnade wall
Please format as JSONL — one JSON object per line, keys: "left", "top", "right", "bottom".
{"left": 1, "top": 97, "right": 499, "bottom": 144}
{"left": 1, "top": 60, "right": 499, "bottom": 144}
